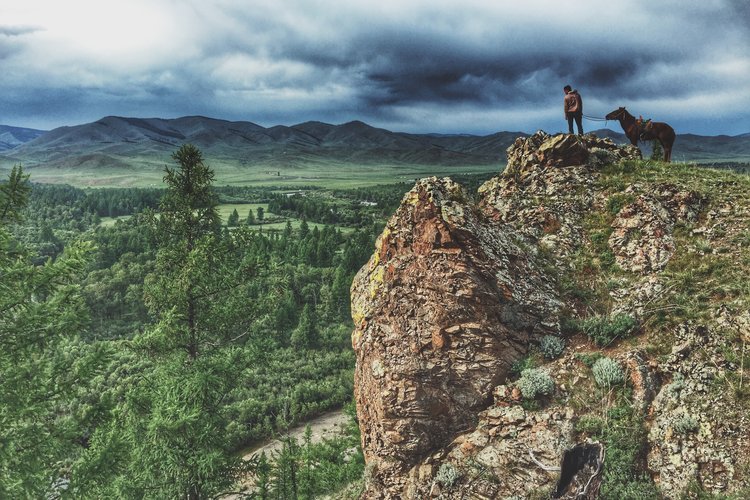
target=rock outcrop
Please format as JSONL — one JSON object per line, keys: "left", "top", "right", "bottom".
{"left": 479, "top": 131, "right": 640, "bottom": 258}
{"left": 351, "top": 132, "right": 750, "bottom": 498}
{"left": 351, "top": 176, "right": 561, "bottom": 495}
{"left": 608, "top": 185, "right": 704, "bottom": 274}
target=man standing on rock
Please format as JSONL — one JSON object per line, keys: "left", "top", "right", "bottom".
{"left": 564, "top": 85, "right": 584, "bottom": 135}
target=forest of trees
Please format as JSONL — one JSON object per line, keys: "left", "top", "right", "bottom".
{"left": 0, "top": 147, "right": 493, "bottom": 498}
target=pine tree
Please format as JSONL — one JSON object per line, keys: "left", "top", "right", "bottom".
{"left": 0, "top": 166, "right": 94, "bottom": 497}
{"left": 299, "top": 425, "right": 315, "bottom": 499}
{"left": 75, "top": 145, "right": 246, "bottom": 498}
{"left": 227, "top": 208, "right": 240, "bottom": 227}
{"left": 254, "top": 452, "right": 272, "bottom": 499}
{"left": 330, "top": 265, "right": 352, "bottom": 322}
{"left": 291, "top": 303, "right": 319, "bottom": 350}
{"left": 271, "top": 436, "right": 300, "bottom": 499}
{"left": 283, "top": 220, "right": 293, "bottom": 239}
{"left": 245, "top": 208, "right": 256, "bottom": 225}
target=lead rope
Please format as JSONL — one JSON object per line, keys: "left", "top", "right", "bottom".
{"left": 583, "top": 114, "right": 608, "bottom": 122}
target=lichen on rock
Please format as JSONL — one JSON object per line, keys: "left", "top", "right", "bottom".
{"left": 351, "top": 131, "right": 750, "bottom": 498}
{"left": 351, "top": 176, "right": 561, "bottom": 496}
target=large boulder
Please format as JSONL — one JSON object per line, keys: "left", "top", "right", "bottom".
{"left": 351, "top": 177, "right": 561, "bottom": 497}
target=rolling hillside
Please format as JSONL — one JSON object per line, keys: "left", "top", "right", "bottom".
{"left": 2, "top": 116, "right": 518, "bottom": 170}
{"left": 1, "top": 116, "right": 748, "bottom": 187}
{"left": 591, "top": 128, "right": 750, "bottom": 163}
{"left": 0, "top": 125, "right": 47, "bottom": 152}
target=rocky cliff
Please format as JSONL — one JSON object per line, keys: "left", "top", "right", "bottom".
{"left": 351, "top": 132, "right": 750, "bottom": 498}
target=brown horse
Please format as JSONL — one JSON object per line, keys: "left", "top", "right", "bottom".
{"left": 605, "top": 107, "right": 675, "bottom": 162}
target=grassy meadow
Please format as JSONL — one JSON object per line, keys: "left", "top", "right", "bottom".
{"left": 217, "top": 203, "right": 355, "bottom": 232}
{"left": 99, "top": 203, "right": 355, "bottom": 233}
{"left": 15, "top": 157, "right": 503, "bottom": 189}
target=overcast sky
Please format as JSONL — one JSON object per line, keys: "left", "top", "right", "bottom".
{"left": 1, "top": 0, "right": 749, "bottom": 135}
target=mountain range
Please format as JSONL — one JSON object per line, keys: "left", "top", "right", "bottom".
{"left": 1, "top": 116, "right": 748, "bottom": 184}
{"left": 0, "top": 116, "right": 522, "bottom": 172}
{"left": 0, "top": 125, "right": 47, "bottom": 152}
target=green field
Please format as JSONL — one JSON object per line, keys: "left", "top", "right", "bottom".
{"left": 99, "top": 215, "right": 133, "bottom": 227}
{"left": 15, "top": 159, "right": 503, "bottom": 189}
{"left": 217, "top": 203, "right": 269, "bottom": 221}
{"left": 217, "top": 203, "right": 354, "bottom": 233}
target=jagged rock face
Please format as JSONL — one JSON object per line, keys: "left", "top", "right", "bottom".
{"left": 647, "top": 315, "right": 749, "bottom": 497}
{"left": 351, "top": 177, "right": 561, "bottom": 497}
{"left": 609, "top": 193, "right": 677, "bottom": 274}
{"left": 351, "top": 131, "right": 749, "bottom": 498}
{"left": 479, "top": 131, "right": 641, "bottom": 257}
{"left": 608, "top": 184, "right": 705, "bottom": 274}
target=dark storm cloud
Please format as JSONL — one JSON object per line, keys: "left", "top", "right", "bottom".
{"left": 2, "top": 0, "right": 748, "bottom": 135}
{"left": 231, "top": 0, "right": 743, "bottom": 123}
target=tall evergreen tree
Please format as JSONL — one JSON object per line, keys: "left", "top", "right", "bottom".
{"left": 0, "top": 166, "right": 94, "bottom": 497}
{"left": 75, "top": 145, "right": 246, "bottom": 498}
{"left": 291, "top": 303, "right": 319, "bottom": 350}
{"left": 254, "top": 452, "right": 272, "bottom": 499}
{"left": 245, "top": 208, "right": 256, "bottom": 225}
{"left": 299, "top": 425, "right": 315, "bottom": 499}
{"left": 271, "top": 436, "right": 300, "bottom": 499}
{"left": 227, "top": 208, "right": 240, "bottom": 227}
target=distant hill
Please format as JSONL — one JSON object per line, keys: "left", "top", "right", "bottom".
{"left": 0, "top": 125, "right": 47, "bottom": 152}
{"left": 1, "top": 116, "right": 748, "bottom": 187}
{"left": 591, "top": 128, "right": 750, "bottom": 163}
{"left": 0, "top": 116, "right": 522, "bottom": 172}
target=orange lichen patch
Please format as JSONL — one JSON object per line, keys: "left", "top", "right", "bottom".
{"left": 432, "top": 329, "right": 448, "bottom": 350}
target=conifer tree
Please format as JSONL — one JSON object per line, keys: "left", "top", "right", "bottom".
{"left": 75, "top": 145, "right": 246, "bottom": 498}
{"left": 0, "top": 166, "right": 94, "bottom": 497}
{"left": 271, "top": 436, "right": 300, "bottom": 499}
{"left": 291, "top": 303, "right": 319, "bottom": 350}
{"left": 245, "top": 208, "right": 256, "bottom": 225}
{"left": 227, "top": 208, "right": 240, "bottom": 227}
{"left": 254, "top": 452, "right": 272, "bottom": 499}
{"left": 299, "top": 425, "right": 315, "bottom": 499}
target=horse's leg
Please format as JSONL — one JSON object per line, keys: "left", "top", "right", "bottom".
{"left": 664, "top": 131, "right": 675, "bottom": 162}
{"left": 627, "top": 129, "right": 639, "bottom": 145}
{"left": 665, "top": 125, "right": 676, "bottom": 162}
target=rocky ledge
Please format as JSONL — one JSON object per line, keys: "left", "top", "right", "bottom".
{"left": 351, "top": 132, "right": 750, "bottom": 498}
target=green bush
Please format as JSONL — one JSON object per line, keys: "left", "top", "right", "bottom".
{"left": 581, "top": 314, "right": 638, "bottom": 346}
{"left": 601, "top": 473, "right": 660, "bottom": 500}
{"left": 510, "top": 355, "right": 535, "bottom": 376}
{"left": 583, "top": 397, "right": 660, "bottom": 499}
{"left": 673, "top": 414, "right": 699, "bottom": 435}
{"left": 592, "top": 357, "right": 625, "bottom": 388}
{"left": 516, "top": 368, "right": 554, "bottom": 399}
{"left": 435, "top": 462, "right": 460, "bottom": 487}
{"left": 540, "top": 335, "right": 565, "bottom": 360}
{"left": 575, "top": 415, "right": 604, "bottom": 435}
{"left": 575, "top": 352, "right": 603, "bottom": 368}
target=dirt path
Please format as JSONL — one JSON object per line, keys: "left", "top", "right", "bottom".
{"left": 227, "top": 409, "right": 350, "bottom": 497}
{"left": 241, "top": 409, "right": 350, "bottom": 461}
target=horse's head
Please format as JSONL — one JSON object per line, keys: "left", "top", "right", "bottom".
{"left": 605, "top": 107, "right": 626, "bottom": 120}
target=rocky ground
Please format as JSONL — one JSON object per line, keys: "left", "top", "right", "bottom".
{"left": 351, "top": 132, "right": 750, "bottom": 498}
